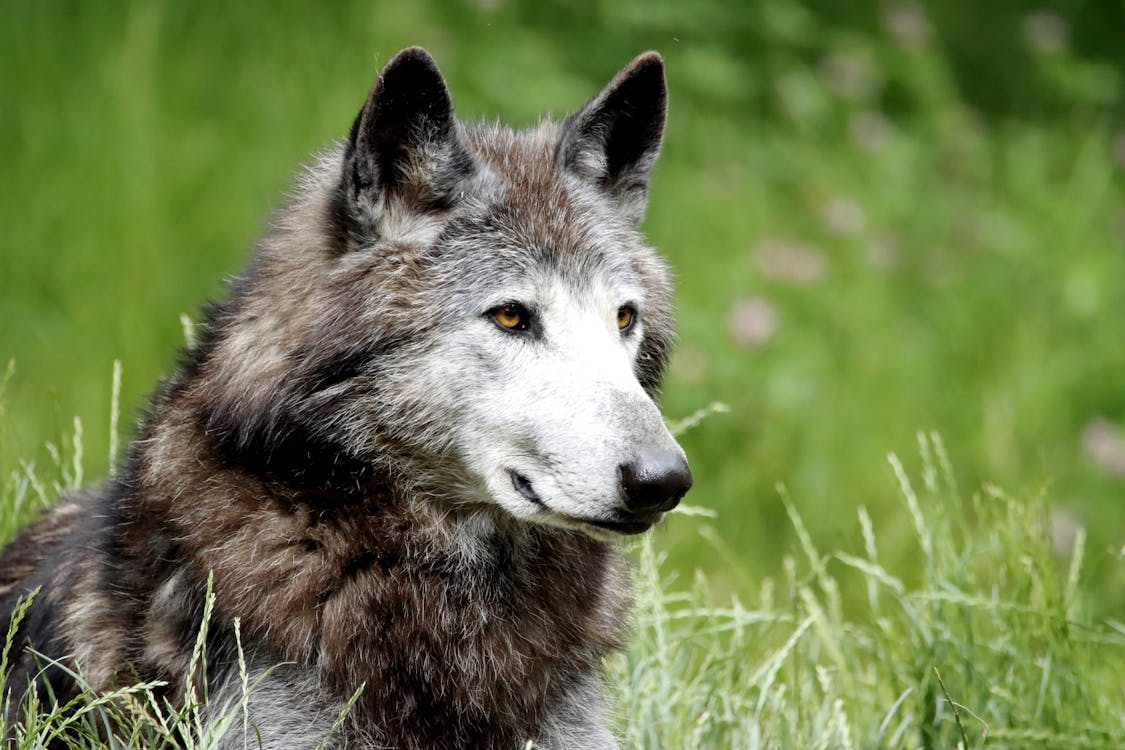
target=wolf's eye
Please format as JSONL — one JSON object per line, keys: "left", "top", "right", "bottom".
{"left": 491, "top": 303, "right": 531, "bottom": 332}
{"left": 617, "top": 305, "right": 637, "bottom": 333}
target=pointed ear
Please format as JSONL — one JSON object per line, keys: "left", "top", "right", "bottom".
{"left": 558, "top": 52, "right": 667, "bottom": 226}
{"left": 341, "top": 47, "right": 474, "bottom": 234}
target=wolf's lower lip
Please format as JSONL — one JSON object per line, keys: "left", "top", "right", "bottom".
{"left": 584, "top": 515, "right": 658, "bottom": 535}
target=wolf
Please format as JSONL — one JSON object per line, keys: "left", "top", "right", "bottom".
{"left": 0, "top": 47, "right": 691, "bottom": 748}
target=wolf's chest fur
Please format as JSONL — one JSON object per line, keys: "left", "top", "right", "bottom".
{"left": 0, "top": 46, "right": 685, "bottom": 749}
{"left": 133, "top": 422, "right": 627, "bottom": 747}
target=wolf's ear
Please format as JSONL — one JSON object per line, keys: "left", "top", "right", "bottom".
{"left": 341, "top": 47, "right": 474, "bottom": 233}
{"left": 558, "top": 52, "right": 667, "bottom": 226}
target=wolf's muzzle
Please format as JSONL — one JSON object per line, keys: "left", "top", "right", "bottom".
{"left": 618, "top": 449, "right": 692, "bottom": 514}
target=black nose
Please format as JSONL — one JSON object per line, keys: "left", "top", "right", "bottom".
{"left": 619, "top": 450, "right": 693, "bottom": 514}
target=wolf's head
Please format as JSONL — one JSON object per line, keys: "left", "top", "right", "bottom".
{"left": 198, "top": 48, "right": 691, "bottom": 538}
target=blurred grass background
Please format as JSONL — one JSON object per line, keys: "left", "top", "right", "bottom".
{"left": 2, "top": 1, "right": 1123, "bottom": 611}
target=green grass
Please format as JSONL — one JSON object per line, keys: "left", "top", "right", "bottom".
{"left": 4, "top": 423, "right": 1125, "bottom": 747}
{"left": 616, "top": 435, "right": 1125, "bottom": 748}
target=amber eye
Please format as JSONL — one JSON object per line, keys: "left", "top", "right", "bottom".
{"left": 617, "top": 305, "right": 637, "bottom": 333}
{"left": 491, "top": 304, "right": 531, "bottom": 332}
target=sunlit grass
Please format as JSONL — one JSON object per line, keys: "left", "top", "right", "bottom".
{"left": 614, "top": 433, "right": 1125, "bottom": 748}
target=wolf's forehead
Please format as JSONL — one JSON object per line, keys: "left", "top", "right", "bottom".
{"left": 457, "top": 123, "right": 634, "bottom": 260}
{"left": 463, "top": 121, "right": 562, "bottom": 188}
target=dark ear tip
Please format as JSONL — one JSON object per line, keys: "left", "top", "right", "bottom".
{"left": 615, "top": 52, "right": 667, "bottom": 107}
{"left": 631, "top": 51, "right": 664, "bottom": 70}
{"left": 625, "top": 51, "right": 665, "bottom": 81}
{"left": 380, "top": 46, "right": 442, "bottom": 77}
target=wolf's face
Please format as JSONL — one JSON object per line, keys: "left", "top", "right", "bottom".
{"left": 402, "top": 162, "right": 691, "bottom": 536}
{"left": 203, "top": 48, "right": 690, "bottom": 537}
{"left": 451, "top": 267, "right": 690, "bottom": 537}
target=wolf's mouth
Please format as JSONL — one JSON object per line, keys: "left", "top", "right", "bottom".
{"left": 508, "top": 470, "right": 658, "bottom": 536}
{"left": 510, "top": 471, "right": 543, "bottom": 505}
{"left": 583, "top": 516, "right": 658, "bottom": 535}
